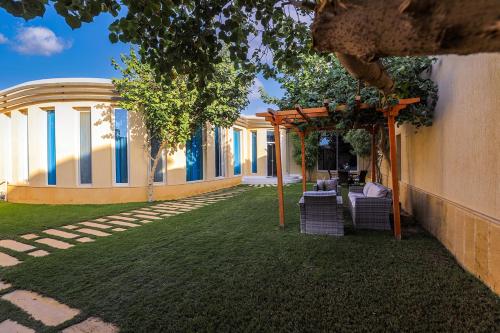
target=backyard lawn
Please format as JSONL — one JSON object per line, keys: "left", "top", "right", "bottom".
{"left": 0, "top": 184, "right": 498, "bottom": 332}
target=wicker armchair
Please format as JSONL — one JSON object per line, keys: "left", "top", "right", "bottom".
{"left": 348, "top": 183, "right": 392, "bottom": 230}
{"left": 312, "top": 178, "right": 340, "bottom": 195}
{"left": 299, "top": 191, "right": 344, "bottom": 236}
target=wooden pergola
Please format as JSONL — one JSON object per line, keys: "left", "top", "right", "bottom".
{"left": 256, "top": 98, "right": 420, "bottom": 240}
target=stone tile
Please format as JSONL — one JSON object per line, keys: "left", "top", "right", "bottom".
{"left": 20, "top": 234, "right": 39, "bottom": 240}
{"left": 133, "top": 214, "right": 162, "bottom": 220}
{"left": 136, "top": 210, "right": 160, "bottom": 215}
{"left": 62, "top": 225, "right": 79, "bottom": 230}
{"left": 0, "top": 252, "right": 21, "bottom": 267}
{"left": 106, "top": 221, "right": 140, "bottom": 228}
{"left": 62, "top": 317, "right": 119, "bottom": 333}
{"left": 0, "top": 320, "right": 35, "bottom": 333}
{"left": 0, "top": 281, "right": 12, "bottom": 291}
{"left": 0, "top": 240, "right": 36, "bottom": 252}
{"left": 138, "top": 220, "right": 153, "bottom": 224}
{"left": 76, "top": 237, "right": 94, "bottom": 243}
{"left": 76, "top": 229, "right": 111, "bottom": 237}
{"left": 94, "top": 218, "right": 108, "bottom": 223}
{"left": 35, "top": 238, "right": 74, "bottom": 250}
{"left": 107, "top": 215, "right": 138, "bottom": 222}
{"left": 161, "top": 214, "right": 173, "bottom": 218}
{"left": 112, "top": 228, "right": 127, "bottom": 232}
{"left": 28, "top": 250, "right": 50, "bottom": 257}
{"left": 43, "top": 229, "right": 80, "bottom": 239}
{"left": 2, "top": 290, "right": 80, "bottom": 326}
{"left": 154, "top": 209, "right": 181, "bottom": 215}
{"left": 121, "top": 212, "right": 133, "bottom": 216}
{"left": 79, "top": 222, "right": 113, "bottom": 230}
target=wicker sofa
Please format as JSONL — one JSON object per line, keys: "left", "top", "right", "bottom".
{"left": 347, "top": 182, "right": 392, "bottom": 230}
{"left": 299, "top": 191, "right": 344, "bottom": 236}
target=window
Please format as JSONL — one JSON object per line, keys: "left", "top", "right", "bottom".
{"left": 151, "top": 137, "right": 164, "bottom": 183}
{"left": 317, "top": 132, "right": 357, "bottom": 171}
{"left": 79, "top": 112, "right": 92, "bottom": 185}
{"left": 47, "top": 110, "right": 56, "bottom": 185}
{"left": 186, "top": 127, "right": 203, "bottom": 181}
{"left": 214, "top": 127, "right": 226, "bottom": 177}
{"left": 233, "top": 129, "right": 241, "bottom": 175}
{"left": 114, "top": 109, "right": 128, "bottom": 184}
{"left": 251, "top": 131, "right": 257, "bottom": 173}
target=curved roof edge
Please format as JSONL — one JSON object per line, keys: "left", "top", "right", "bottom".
{"left": 0, "top": 78, "right": 113, "bottom": 95}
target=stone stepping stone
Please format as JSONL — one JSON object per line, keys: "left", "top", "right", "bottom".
{"left": 133, "top": 214, "right": 162, "bottom": 220}
{"left": 0, "top": 240, "right": 36, "bottom": 252}
{"left": 62, "top": 225, "right": 79, "bottom": 230}
{"left": 154, "top": 209, "right": 181, "bottom": 214}
{"left": 62, "top": 317, "right": 118, "bottom": 333}
{"left": 0, "top": 280, "right": 12, "bottom": 291}
{"left": 76, "top": 229, "right": 111, "bottom": 237}
{"left": 94, "top": 218, "right": 108, "bottom": 223}
{"left": 35, "top": 238, "right": 74, "bottom": 250}
{"left": 0, "top": 320, "right": 35, "bottom": 333}
{"left": 130, "top": 210, "right": 158, "bottom": 216}
{"left": 107, "top": 215, "right": 138, "bottom": 222}
{"left": 20, "top": 234, "right": 39, "bottom": 240}
{"left": 2, "top": 290, "right": 80, "bottom": 326}
{"left": 112, "top": 228, "right": 127, "bottom": 232}
{"left": 79, "top": 222, "right": 113, "bottom": 230}
{"left": 121, "top": 212, "right": 133, "bottom": 216}
{"left": 138, "top": 220, "right": 152, "bottom": 224}
{"left": 106, "top": 221, "right": 140, "bottom": 228}
{"left": 0, "top": 252, "right": 21, "bottom": 267}
{"left": 43, "top": 229, "right": 80, "bottom": 239}
{"left": 76, "top": 237, "right": 94, "bottom": 243}
{"left": 28, "top": 250, "right": 50, "bottom": 257}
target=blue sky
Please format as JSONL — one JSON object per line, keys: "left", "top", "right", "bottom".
{"left": 0, "top": 7, "right": 283, "bottom": 115}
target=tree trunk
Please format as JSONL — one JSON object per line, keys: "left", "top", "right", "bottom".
{"left": 147, "top": 141, "right": 167, "bottom": 203}
{"left": 313, "top": 0, "right": 500, "bottom": 61}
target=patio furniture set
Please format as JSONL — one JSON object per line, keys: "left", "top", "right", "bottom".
{"left": 299, "top": 179, "right": 392, "bottom": 236}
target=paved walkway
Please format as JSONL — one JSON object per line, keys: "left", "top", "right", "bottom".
{"left": 0, "top": 186, "right": 248, "bottom": 332}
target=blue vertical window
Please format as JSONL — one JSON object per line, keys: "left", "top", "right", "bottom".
{"left": 47, "top": 110, "right": 56, "bottom": 185}
{"left": 151, "top": 137, "right": 164, "bottom": 183}
{"left": 79, "top": 112, "right": 92, "bottom": 184}
{"left": 251, "top": 131, "right": 257, "bottom": 173}
{"left": 115, "top": 109, "right": 128, "bottom": 184}
{"left": 186, "top": 127, "right": 203, "bottom": 181}
{"left": 233, "top": 129, "right": 241, "bottom": 175}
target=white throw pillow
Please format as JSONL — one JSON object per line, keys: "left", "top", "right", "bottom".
{"left": 366, "top": 184, "right": 388, "bottom": 198}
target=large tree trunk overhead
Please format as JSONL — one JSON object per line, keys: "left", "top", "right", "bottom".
{"left": 312, "top": 0, "right": 500, "bottom": 61}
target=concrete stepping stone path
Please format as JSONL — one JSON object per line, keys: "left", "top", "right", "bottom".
{"left": 0, "top": 240, "right": 36, "bottom": 252}
{"left": 62, "top": 225, "right": 79, "bottom": 230}
{"left": 62, "top": 317, "right": 119, "bottom": 333}
{"left": 35, "top": 238, "right": 74, "bottom": 250}
{"left": 79, "top": 222, "right": 113, "bottom": 230}
{"left": 0, "top": 319, "right": 35, "bottom": 333}
{"left": 20, "top": 234, "right": 39, "bottom": 240}
{"left": 94, "top": 218, "right": 108, "bottom": 223}
{"left": 107, "top": 215, "right": 138, "bottom": 222}
{"left": 133, "top": 214, "right": 162, "bottom": 220}
{"left": 28, "top": 250, "right": 50, "bottom": 257}
{"left": 76, "top": 229, "right": 111, "bottom": 237}
{"left": 112, "top": 228, "right": 127, "bottom": 232}
{"left": 2, "top": 290, "right": 81, "bottom": 326}
{"left": 105, "top": 221, "right": 140, "bottom": 228}
{"left": 0, "top": 280, "right": 12, "bottom": 291}
{"left": 43, "top": 229, "right": 80, "bottom": 239}
{"left": 76, "top": 237, "right": 94, "bottom": 243}
{"left": 0, "top": 252, "right": 21, "bottom": 267}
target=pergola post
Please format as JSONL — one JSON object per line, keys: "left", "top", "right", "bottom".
{"left": 387, "top": 110, "right": 401, "bottom": 240}
{"left": 299, "top": 130, "right": 307, "bottom": 193}
{"left": 273, "top": 122, "right": 285, "bottom": 228}
{"left": 370, "top": 125, "right": 377, "bottom": 182}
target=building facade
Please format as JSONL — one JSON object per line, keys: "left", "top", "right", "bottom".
{"left": 0, "top": 78, "right": 360, "bottom": 204}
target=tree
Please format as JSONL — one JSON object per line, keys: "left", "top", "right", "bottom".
{"left": 112, "top": 49, "right": 251, "bottom": 201}
{"left": 290, "top": 132, "right": 318, "bottom": 181}
{"left": 3, "top": 1, "right": 497, "bottom": 96}
{"left": 343, "top": 129, "right": 371, "bottom": 171}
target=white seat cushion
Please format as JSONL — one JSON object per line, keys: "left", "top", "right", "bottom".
{"left": 366, "top": 183, "right": 388, "bottom": 198}
{"left": 348, "top": 192, "right": 365, "bottom": 207}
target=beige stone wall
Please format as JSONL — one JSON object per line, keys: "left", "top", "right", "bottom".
{"left": 380, "top": 54, "right": 500, "bottom": 294}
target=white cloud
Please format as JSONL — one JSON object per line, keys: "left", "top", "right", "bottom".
{"left": 13, "top": 27, "right": 71, "bottom": 56}
{"left": 0, "top": 33, "right": 7, "bottom": 44}
{"left": 248, "top": 78, "right": 265, "bottom": 101}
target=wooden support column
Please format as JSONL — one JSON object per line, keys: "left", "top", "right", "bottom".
{"left": 273, "top": 122, "right": 285, "bottom": 228}
{"left": 371, "top": 126, "right": 377, "bottom": 182}
{"left": 299, "top": 131, "right": 307, "bottom": 193}
{"left": 387, "top": 111, "right": 401, "bottom": 240}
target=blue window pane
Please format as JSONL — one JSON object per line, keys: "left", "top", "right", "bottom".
{"left": 186, "top": 127, "right": 203, "bottom": 181}
{"left": 80, "top": 112, "right": 92, "bottom": 184}
{"left": 47, "top": 110, "right": 56, "bottom": 185}
{"left": 251, "top": 131, "right": 257, "bottom": 173}
{"left": 233, "top": 129, "right": 241, "bottom": 175}
{"left": 115, "top": 109, "right": 128, "bottom": 183}
{"left": 151, "top": 137, "right": 164, "bottom": 183}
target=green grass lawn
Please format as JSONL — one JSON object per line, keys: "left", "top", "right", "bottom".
{"left": 0, "top": 185, "right": 499, "bottom": 332}
{"left": 0, "top": 201, "right": 150, "bottom": 237}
